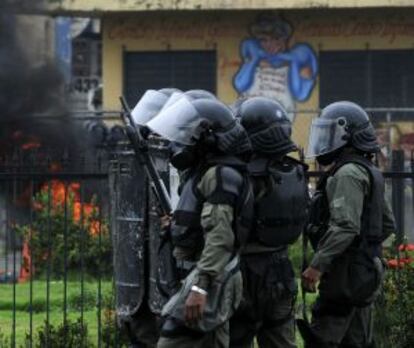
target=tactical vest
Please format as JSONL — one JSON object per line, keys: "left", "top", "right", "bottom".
{"left": 309, "top": 154, "right": 384, "bottom": 250}
{"left": 171, "top": 157, "right": 254, "bottom": 256}
{"left": 248, "top": 156, "right": 309, "bottom": 247}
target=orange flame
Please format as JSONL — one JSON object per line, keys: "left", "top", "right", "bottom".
{"left": 38, "top": 180, "right": 100, "bottom": 235}
{"left": 21, "top": 142, "right": 41, "bottom": 151}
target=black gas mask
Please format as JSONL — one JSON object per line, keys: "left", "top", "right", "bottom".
{"left": 316, "top": 147, "right": 345, "bottom": 166}
{"left": 168, "top": 142, "right": 199, "bottom": 170}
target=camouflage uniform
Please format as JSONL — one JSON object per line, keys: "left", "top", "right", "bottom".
{"left": 229, "top": 248, "right": 297, "bottom": 348}
{"left": 309, "top": 162, "right": 395, "bottom": 348}
{"left": 230, "top": 195, "right": 297, "bottom": 348}
{"left": 157, "top": 165, "right": 247, "bottom": 348}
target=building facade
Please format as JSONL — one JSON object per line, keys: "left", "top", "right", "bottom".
{"left": 104, "top": 9, "right": 414, "bottom": 153}
{"left": 38, "top": 1, "right": 414, "bottom": 153}
{"left": 42, "top": 0, "right": 414, "bottom": 258}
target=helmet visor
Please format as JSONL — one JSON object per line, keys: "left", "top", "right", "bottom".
{"left": 131, "top": 90, "right": 170, "bottom": 125}
{"left": 146, "top": 96, "right": 206, "bottom": 145}
{"left": 159, "top": 91, "right": 185, "bottom": 113}
{"left": 306, "top": 117, "right": 348, "bottom": 158}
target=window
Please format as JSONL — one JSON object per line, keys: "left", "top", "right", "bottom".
{"left": 319, "top": 50, "right": 414, "bottom": 122}
{"left": 123, "top": 51, "right": 217, "bottom": 106}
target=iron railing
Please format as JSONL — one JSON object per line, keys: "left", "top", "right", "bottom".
{"left": 0, "top": 109, "right": 413, "bottom": 347}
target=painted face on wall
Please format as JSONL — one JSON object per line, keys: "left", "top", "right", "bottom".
{"left": 258, "top": 35, "right": 288, "bottom": 54}
{"left": 233, "top": 11, "right": 318, "bottom": 118}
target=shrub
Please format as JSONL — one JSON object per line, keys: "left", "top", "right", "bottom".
{"left": 100, "top": 291, "right": 129, "bottom": 348}
{"left": 29, "top": 318, "right": 93, "bottom": 348}
{"left": 68, "top": 288, "right": 96, "bottom": 311}
{"left": 375, "top": 242, "right": 414, "bottom": 348}
{"left": 15, "top": 181, "right": 112, "bottom": 279}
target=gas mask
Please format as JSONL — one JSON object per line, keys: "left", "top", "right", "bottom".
{"left": 168, "top": 142, "right": 199, "bottom": 170}
{"left": 316, "top": 147, "right": 345, "bottom": 166}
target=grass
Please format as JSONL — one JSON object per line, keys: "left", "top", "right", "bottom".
{"left": 0, "top": 276, "right": 317, "bottom": 347}
{"left": 0, "top": 280, "right": 113, "bottom": 346}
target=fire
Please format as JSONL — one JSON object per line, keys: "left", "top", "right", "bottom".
{"left": 12, "top": 131, "right": 41, "bottom": 151}
{"left": 37, "top": 180, "right": 101, "bottom": 235}
{"left": 21, "top": 141, "right": 41, "bottom": 150}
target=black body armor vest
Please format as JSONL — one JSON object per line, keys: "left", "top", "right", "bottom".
{"left": 248, "top": 156, "right": 309, "bottom": 247}
{"left": 309, "top": 154, "right": 384, "bottom": 251}
{"left": 171, "top": 156, "right": 254, "bottom": 256}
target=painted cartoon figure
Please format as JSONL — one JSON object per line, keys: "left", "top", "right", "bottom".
{"left": 234, "top": 13, "right": 318, "bottom": 121}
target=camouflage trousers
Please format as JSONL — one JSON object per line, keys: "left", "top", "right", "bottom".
{"left": 307, "top": 257, "right": 384, "bottom": 348}
{"left": 157, "top": 321, "right": 229, "bottom": 348}
{"left": 309, "top": 298, "right": 374, "bottom": 348}
{"left": 229, "top": 252, "right": 297, "bottom": 348}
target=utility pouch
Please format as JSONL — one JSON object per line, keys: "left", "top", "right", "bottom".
{"left": 318, "top": 246, "right": 381, "bottom": 307}
{"left": 161, "top": 256, "right": 242, "bottom": 332}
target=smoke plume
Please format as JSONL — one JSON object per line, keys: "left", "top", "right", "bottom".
{"left": 0, "top": 5, "right": 93, "bottom": 155}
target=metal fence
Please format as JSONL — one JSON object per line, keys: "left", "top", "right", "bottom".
{"left": 0, "top": 147, "right": 113, "bottom": 347}
{"left": 0, "top": 109, "right": 413, "bottom": 347}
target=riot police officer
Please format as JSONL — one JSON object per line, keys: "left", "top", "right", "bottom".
{"left": 229, "top": 97, "right": 309, "bottom": 348}
{"left": 301, "top": 101, "right": 396, "bottom": 348}
{"left": 113, "top": 88, "right": 180, "bottom": 348}
{"left": 145, "top": 95, "right": 254, "bottom": 348}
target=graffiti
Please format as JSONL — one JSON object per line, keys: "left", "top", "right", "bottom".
{"left": 233, "top": 13, "right": 318, "bottom": 121}
{"left": 296, "top": 18, "right": 414, "bottom": 44}
{"left": 107, "top": 14, "right": 241, "bottom": 44}
{"left": 70, "top": 76, "right": 100, "bottom": 94}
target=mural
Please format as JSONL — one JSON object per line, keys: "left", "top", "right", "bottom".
{"left": 233, "top": 13, "right": 318, "bottom": 121}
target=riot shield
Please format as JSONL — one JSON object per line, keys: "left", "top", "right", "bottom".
{"left": 147, "top": 137, "right": 180, "bottom": 314}
{"left": 109, "top": 149, "right": 147, "bottom": 322}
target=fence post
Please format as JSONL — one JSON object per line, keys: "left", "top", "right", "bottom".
{"left": 391, "top": 150, "right": 405, "bottom": 244}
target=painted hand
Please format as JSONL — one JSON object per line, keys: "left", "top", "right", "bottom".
{"left": 300, "top": 66, "right": 313, "bottom": 79}
{"left": 302, "top": 266, "right": 322, "bottom": 293}
{"left": 184, "top": 290, "right": 207, "bottom": 326}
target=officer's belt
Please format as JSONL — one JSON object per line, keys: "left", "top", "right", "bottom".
{"left": 271, "top": 248, "right": 288, "bottom": 259}
{"left": 257, "top": 217, "right": 307, "bottom": 227}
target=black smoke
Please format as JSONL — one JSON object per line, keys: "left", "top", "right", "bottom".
{"left": 0, "top": 8, "right": 98, "bottom": 157}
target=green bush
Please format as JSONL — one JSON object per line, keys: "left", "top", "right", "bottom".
{"left": 375, "top": 242, "right": 414, "bottom": 348}
{"left": 15, "top": 181, "right": 112, "bottom": 279}
{"left": 100, "top": 291, "right": 129, "bottom": 348}
{"left": 29, "top": 318, "right": 93, "bottom": 348}
{"left": 68, "top": 288, "right": 96, "bottom": 311}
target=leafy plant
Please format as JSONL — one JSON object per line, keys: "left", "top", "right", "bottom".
{"left": 100, "top": 290, "right": 129, "bottom": 347}
{"left": 15, "top": 181, "right": 112, "bottom": 279}
{"left": 29, "top": 318, "right": 93, "bottom": 348}
{"left": 375, "top": 242, "right": 414, "bottom": 348}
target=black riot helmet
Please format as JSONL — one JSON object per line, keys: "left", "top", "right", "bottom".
{"left": 307, "top": 101, "right": 379, "bottom": 158}
{"left": 147, "top": 96, "right": 251, "bottom": 156}
{"left": 238, "top": 97, "right": 296, "bottom": 156}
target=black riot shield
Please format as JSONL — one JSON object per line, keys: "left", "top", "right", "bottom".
{"left": 109, "top": 149, "right": 147, "bottom": 322}
{"left": 147, "top": 137, "right": 180, "bottom": 314}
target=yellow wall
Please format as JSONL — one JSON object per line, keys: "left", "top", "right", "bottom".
{"left": 103, "top": 9, "right": 414, "bottom": 149}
